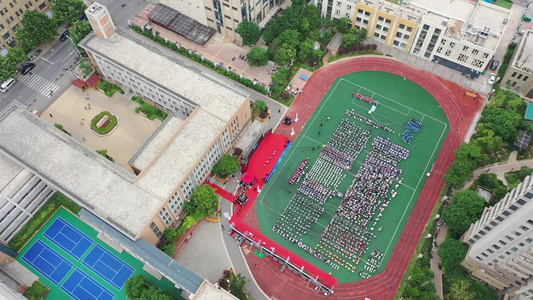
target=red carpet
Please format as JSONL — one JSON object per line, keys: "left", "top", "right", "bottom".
{"left": 209, "top": 133, "right": 338, "bottom": 289}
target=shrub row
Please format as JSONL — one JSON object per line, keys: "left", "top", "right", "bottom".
{"left": 130, "top": 25, "right": 268, "bottom": 95}
{"left": 132, "top": 96, "right": 168, "bottom": 121}
{"left": 97, "top": 79, "right": 125, "bottom": 97}
{"left": 9, "top": 193, "right": 81, "bottom": 251}
{"left": 337, "top": 44, "right": 377, "bottom": 56}
{"left": 23, "top": 281, "right": 49, "bottom": 300}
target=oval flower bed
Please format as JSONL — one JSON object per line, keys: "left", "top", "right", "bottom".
{"left": 91, "top": 111, "right": 118, "bottom": 135}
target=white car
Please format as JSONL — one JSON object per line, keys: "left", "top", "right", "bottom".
{"left": 488, "top": 73, "right": 496, "bottom": 85}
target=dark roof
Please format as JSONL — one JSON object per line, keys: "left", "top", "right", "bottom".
{"left": 150, "top": 4, "right": 215, "bottom": 46}
{"left": 79, "top": 208, "right": 204, "bottom": 293}
{"left": 515, "top": 130, "right": 532, "bottom": 151}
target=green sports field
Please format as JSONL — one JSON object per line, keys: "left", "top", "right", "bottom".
{"left": 256, "top": 71, "right": 449, "bottom": 282}
{"left": 16, "top": 208, "right": 184, "bottom": 299}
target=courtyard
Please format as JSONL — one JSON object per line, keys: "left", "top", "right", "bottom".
{"left": 42, "top": 87, "right": 161, "bottom": 170}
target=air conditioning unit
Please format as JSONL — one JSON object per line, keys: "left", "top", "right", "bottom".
{"left": 89, "top": 6, "right": 97, "bottom": 13}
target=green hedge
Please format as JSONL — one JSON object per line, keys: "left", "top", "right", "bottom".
{"left": 97, "top": 79, "right": 125, "bottom": 97}
{"left": 130, "top": 25, "right": 268, "bottom": 96}
{"left": 91, "top": 111, "right": 118, "bottom": 135}
{"left": 23, "top": 281, "right": 49, "bottom": 300}
{"left": 132, "top": 96, "right": 168, "bottom": 121}
{"left": 9, "top": 193, "right": 81, "bottom": 252}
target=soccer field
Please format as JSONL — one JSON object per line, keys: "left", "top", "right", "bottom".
{"left": 255, "top": 71, "right": 449, "bottom": 282}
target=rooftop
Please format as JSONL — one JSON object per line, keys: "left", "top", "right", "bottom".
{"left": 136, "top": 108, "right": 225, "bottom": 199}
{"left": 82, "top": 29, "right": 247, "bottom": 123}
{"left": 412, "top": 0, "right": 476, "bottom": 23}
{"left": 193, "top": 280, "right": 238, "bottom": 300}
{"left": 0, "top": 104, "right": 163, "bottom": 238}
{"left": 129, "top": 115, "right": 185, "bottom": 171}
{"left": 514, "top": 30, "right": 533, "bottom": 73}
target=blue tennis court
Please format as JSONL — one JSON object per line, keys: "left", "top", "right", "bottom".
{"left": 61, "top": 268, "right": 114, "bottom": 300}
{"left": 44, "top": 217, "right": 94, "bottom": 260}
{"left": 82, "top": 244, "right": 134, "bottom": 290}
{"left": 21, "top": 240, "right": 73, "bottom": 285}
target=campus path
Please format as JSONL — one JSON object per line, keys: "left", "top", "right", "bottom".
{"left": 460, "top": 152, "right": 533, "bottom": 191}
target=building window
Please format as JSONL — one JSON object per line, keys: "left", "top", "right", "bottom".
{"left": 512, "top": 72, "right": 517, "bottom": 77}
{"left": 482, "top": 252, "right": 488, "bottom": 257}
{"left": 496, "top": 216, "right": 504, "bottom": 221}
{"left": 517, "top": 199, "right": 526, "bottom": 205}
{"left": 500, "top": 240, "right": 507, "bottom": 245}
{"left": 169, "top": 193, "right": 184, "bottom": 216}
{"left": 502, "top": 210, "right": 511, "bottom": 216}
{"left": 526, "top": 238, "right": 533, "bottom": 243}
{"left": 150, "top": 222, "right": 163, "bottom": 239}
{"left": 519, "top": 242, "right": 525, "bottom": 247}
{"left": 524, "top": 76, "right": 529, "bottom": 81}
{"left": 512, "top": 247, "right": 518, "bottom": 252}
{"left": 399, "top": 24, "right": 405, "bottom": 29}
{"left": 506, "top": 235, "right": 514, "bottom": 241}
{"left": 159, "top": 208, "right": 172, "bottom": 226}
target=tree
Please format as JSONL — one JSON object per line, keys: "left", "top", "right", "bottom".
{"left": 183, "top": 200, "right": 197, "bottom": 215}
{"left": 442, "top": 190, "right": 486, "bottom": 238}
{"left": 52, "top": 0, "right": 86, "bottom": 25}
{"left": 192, "top": 185, "right": 219, "bottom": 216}
{"left": 449, "top": 279, "right": 476, "bottom": 300}
{"left": 438, "top": 238, "right": 468, "bottom": 279}
{"left": 444, "top": 142, "right": 485, "bottom": 188}
{"left": 273, "top": 29, "right": 301, "bottom": 50}
{"left": 79, "top": 57, "right": 94, "bottom": 76}
{"left": 341, "top": 28, "right": 367, "bottom": 48}
{"left": 262, "top": 7, "right": 300, "bottom": 44}
{"left": 479, "top": 107, "right": 522, "bottom": 142}
{"left": 275, "top": 44, "right": 297, "bottom": 65}
{"left": 70, "top": 20, "right": 92, "bottom": 50}
{"left": 236, "top": 21, "right": 262, "bottom": 46}
{"left": 335, "top": 17, "right": 352, "bottom": 34}
{"left": 125, "top": 275, "right": 148, "bottom": 299}
{"left": 302, "top": 5, "right": 322, "bottom": 31}
{"left": 252, "top": 100, "right": 268, "bottom": 114}
{"left": 140, "top": 286, "right": 172, "bottom": 300}
{"left": 271, "top": 67, "right": 290, "bottom": 93}
{"left": 246, "top": 47, "right": 269, "bottom": 66}
{"left": 16, "top": 10, "right": 58, "bottom": 53}
{"left": 0, "top": 48, "right": 27, "bottom": 81}
{"left": 298, "top": 38, "right": 315, "bottom": 62}
{"left": 471, "top": 124, "right": 503, "bottom": 154}
{"left": 228, "top": 273, "right": 250, "bottom": 300}
{"left": 212, "top": 155, "right": 241, "bottom": 178}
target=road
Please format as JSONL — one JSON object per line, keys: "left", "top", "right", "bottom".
{"left": 0, "top": 0, "right": 146, "bottom": 113}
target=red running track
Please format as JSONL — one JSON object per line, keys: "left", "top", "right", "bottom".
{"left": 240, "top": 57, "right": 482, "bottom": 300}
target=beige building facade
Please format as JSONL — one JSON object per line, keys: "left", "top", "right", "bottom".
{"left": 161, "top": 0, "right": 278, "bottom": 41}
{"left": 462, "top": 175, "right": 533, "bottom": 298}
{"left": 0, "top": 0, "right": 52, "bottom": 55}
{"left": 311, "top": 0, "right": 510, "bottom": 74}
{"left": 502, "top": 30, "right": 533, "bottom": 99}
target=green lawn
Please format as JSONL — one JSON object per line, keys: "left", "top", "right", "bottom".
{"left": 496, "top": 0, "right": 513, "bottom": 9}
{"left": 255, "top": 71, "right": 449, "bottom": 282}
{"left": 16, "top": 208, "right": 184, "bottom": 299}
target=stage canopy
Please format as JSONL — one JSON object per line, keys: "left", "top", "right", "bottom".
{"left": 241, "top": 172, "right": 255, "bottom": 185}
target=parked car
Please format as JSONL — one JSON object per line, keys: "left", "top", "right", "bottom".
{"left": 488, "top": 73, "right": 496, "bottom": 85}
{"left": 20, "top": 63, "right": 35, "bottom": 75}
{"left": 59, "top": 30, "right": 70, "bottom": 42}
{"left": 489, "top": 59, "right": 500, "bottom": 70}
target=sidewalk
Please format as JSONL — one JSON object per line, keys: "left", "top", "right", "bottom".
{"left": 459, "top": 152, "right": 533, "bottom": 191}
{"left": 430, "top": 223, "right": 447, "bottom": 299}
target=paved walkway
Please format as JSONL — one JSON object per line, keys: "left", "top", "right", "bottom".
{"left": 430, "top": 222, "right": 447, "bottom": 299}
{"left": 460, "top": 152, "right": 533, "bottom": 191}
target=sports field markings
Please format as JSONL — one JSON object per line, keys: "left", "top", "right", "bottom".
{"left": 82, "top": 244, "right": 134, "bottom": 290}
{"left": 61, "top": 268, "right": 114, "bottom": 300}
{"left": 341, "top": 78, "right": 447, "bottom": 126}
{"left": 21, "top": 240, "right": 73, "bottom": 285}
{"left": 43, "top": 217, "right": 94, "bottom": 260}
{"left": 379, "top": 114, "right": 448, "bottom": 269}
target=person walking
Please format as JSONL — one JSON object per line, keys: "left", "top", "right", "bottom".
{"left": 49, "top": 113, "right": 53, "bottom": 118}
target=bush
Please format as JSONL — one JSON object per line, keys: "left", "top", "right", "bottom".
{"left": 54, "top": 123, "right": 72, "bottom": 136}
{"left": 129, "top": 26, "right": 269, "bottom": 96}
{"left": 97, "top": 79, "right": 124, "bottom": 97}
{"left": 90, "top": 111, "right": 118, "bottom": 135}
{"left": 132, "top": 96, "right": 168, "bottom": 121}
{"left": 9, "top": 193, "right": 80, "bottom": 251}
{"left": 125, "top": 275, "right": 172, "bottom": 300}
{"left": 23, "top": 281, "right": 49, "bottom": 300}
